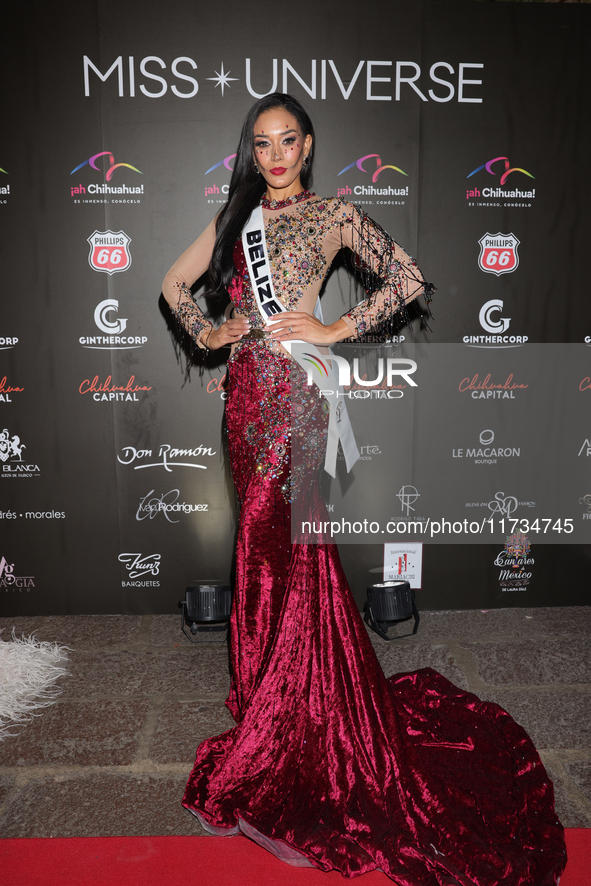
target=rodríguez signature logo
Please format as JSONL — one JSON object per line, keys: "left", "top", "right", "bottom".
{"left": 136, "top": 489, "right": 209, "bottom": 523}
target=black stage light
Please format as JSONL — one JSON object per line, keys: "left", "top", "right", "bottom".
{"left": 363, "top": 580, "right": 420, "bottom": 641}
{"left": 179, "top": 583, "right": 232, "bottom": 643}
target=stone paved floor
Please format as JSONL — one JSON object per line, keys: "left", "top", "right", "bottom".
{"left": 0, "top": 608, "right": 589, "bottom": 837}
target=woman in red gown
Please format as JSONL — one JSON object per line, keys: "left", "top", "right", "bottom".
{"left": 162, "top": 94, "right": 566, "bottom": 885}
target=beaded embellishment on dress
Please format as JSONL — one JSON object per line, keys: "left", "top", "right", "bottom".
{"left": 261, "top": 190, "right": 315, "bottom": 210}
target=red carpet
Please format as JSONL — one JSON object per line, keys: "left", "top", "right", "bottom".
{"left": 0, "top": 831, "right": 587, "bottom": 886}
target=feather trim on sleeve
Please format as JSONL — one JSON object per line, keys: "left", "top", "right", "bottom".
{"left": 339, "top": 206, "right": 434, "bottom": 342}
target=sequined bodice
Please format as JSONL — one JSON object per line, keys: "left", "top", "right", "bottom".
{"left": 230, "top": 197, "right": 350, "bottom": 331}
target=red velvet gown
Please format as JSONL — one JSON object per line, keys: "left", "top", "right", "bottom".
{"left": 167, "top": 195, "right": 567, "bottom": 885}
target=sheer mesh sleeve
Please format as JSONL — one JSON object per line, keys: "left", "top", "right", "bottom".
{"left": 162, "top": 220, "right": 217, "bottom": 349}
{"left": 337, "top": 205, "right": 434, "bottom": 340}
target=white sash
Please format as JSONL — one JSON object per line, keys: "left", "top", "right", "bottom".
{"left": 242, "top": 204, "right": 359, "bottom": 477}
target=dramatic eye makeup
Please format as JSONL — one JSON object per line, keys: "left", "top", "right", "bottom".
{"left": 254, "top": 129, "right": 300, "bottom": 151}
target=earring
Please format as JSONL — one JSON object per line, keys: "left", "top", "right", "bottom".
{"left": 254, "top": 161, "right": 260, "bottom": 174}
{"left": 303, "top": 156, "right": 309, "bottom": 167}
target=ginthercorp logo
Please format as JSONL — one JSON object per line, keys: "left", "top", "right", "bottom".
{"left": 117, "top": 443, "right": 216, "bottom": 471}
{"left": 97, "top": 299, "right": 127, "bottom": 334}
{"left": 88, "top": 231, "right": 131, "bottom": 274}
{"left": 336, "top": 154, "right": 409, "bottom": 202}
{"left": 304, "top": 355, "right": 417, "bottom": 400}
{"left": 0, "top": 555, "right": 35, "bottom": 591}
{"left": 0, "top": 429, "right": 40, "bottom": 478}
{"left": 480, "top": 299, "right": 509, "bottom": 334}
{"left": 466, "top": 157, "right": 536, "bottom": 207}
{"left": 118, "top": 552, "right": 161, "bottom": 587}
{"left": 0, "top": 336, "right": 18, "bottom": 350}
{"left": 463, "top": 299, "right": 528, "bottom": 348}
{"left": 0, "top": 377, "right": 24, "bottom": 403}
{"left": 79, "top": 299, "right": 147, "bottom": 350}
{"left": 453, "top": 429, "right": 521, "bottom": 464}
{"left": 204, "top": 153, "right": 235, "bottom": 201}
{"left": 478, "top": 233, "right": 519, "bottom": 276}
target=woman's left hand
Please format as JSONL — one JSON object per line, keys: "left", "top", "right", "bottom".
{"left": 268, "top": 312, "right": 350, "bottom": 345}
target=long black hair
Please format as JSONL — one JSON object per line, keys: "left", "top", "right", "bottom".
{"left": 206, "top": 93, "right": 315, "bottom": 300}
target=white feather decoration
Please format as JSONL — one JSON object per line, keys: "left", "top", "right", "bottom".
{"left": 0, "top": 631, "right": 69, "bottom": 741}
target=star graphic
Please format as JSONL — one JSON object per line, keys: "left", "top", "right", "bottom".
{"left": 207, "top": 63, "right": 238, "bottom": 97}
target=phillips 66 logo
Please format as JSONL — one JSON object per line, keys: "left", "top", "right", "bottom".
{"left": 87, "top": 230, "right": 132, "bottom": 274}
{"left": 478, "top": 232, "right": 519, "bottom": 276}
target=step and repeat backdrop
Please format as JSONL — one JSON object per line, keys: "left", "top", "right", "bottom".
{"left": 1, "top": 0, "right": 590, "bottom": 615}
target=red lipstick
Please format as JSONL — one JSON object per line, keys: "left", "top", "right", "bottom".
{"left": 270, "top": 167, "right": 287, "bottom": 175}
